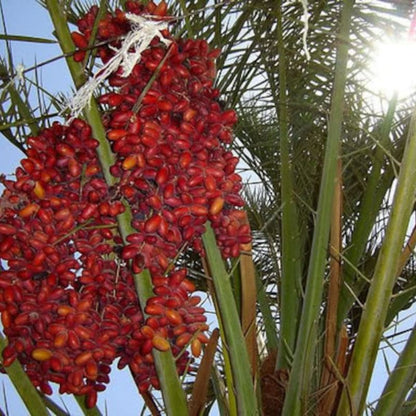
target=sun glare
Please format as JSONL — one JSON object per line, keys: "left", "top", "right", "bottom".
{"left": 370, "top": 39, "right": 416, "bottom": 99}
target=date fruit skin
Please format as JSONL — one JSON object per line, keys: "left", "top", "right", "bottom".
{"left": 0, "top": 0, "right": 251, "bottom": 408}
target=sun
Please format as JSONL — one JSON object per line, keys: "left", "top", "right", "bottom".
{"left": 370, "top": 39, "right": 416, "bottom": 99}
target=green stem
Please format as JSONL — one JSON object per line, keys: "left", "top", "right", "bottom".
{"left": 373, "top": 322, "right": 416, "bottom": 415}
{"left": 202, "top": 223, "right": 259, "bottom": 415}
{"left": 281, "top": 1, "right": 354, "bottom": 414}
{"left": 274, "top": 0, "right": 302, "bottom": 370}
{"left": 209, "top": 286, "right": 238, "bottom": 415}
{"left": 45, "top": 2, "right": 188, "bottom": 413}
{"left": 337, "top": 110, "right": 416, "bottom": 415}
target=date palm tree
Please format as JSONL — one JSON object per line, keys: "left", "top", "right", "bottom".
{"left": 1, "top": 0, "right": 416, "bottom": 415}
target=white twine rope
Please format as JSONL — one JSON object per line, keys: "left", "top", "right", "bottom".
{"left": 65, "top": 13, "right": 171, "bottom": 120}
{"left": 2, "top": 63, "right": 25, "bottom": 91}
{"left": 14, "top": 64, "right": 25, "bottom": 82}
{"left": 299, "top": 0, "right": 311, "bottom": 61}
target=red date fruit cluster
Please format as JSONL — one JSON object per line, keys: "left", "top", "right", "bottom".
{"left": 0, "top": 119, "right": 196, "bottom": 403}
{"left": 0, "top": 120, "right": 127, "bottom": 406}
{"left": 0, "top": 0, "right": 251, "bottom": 408}
{"left": 73, "top": 1, "right": 251, "bottom": 264}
